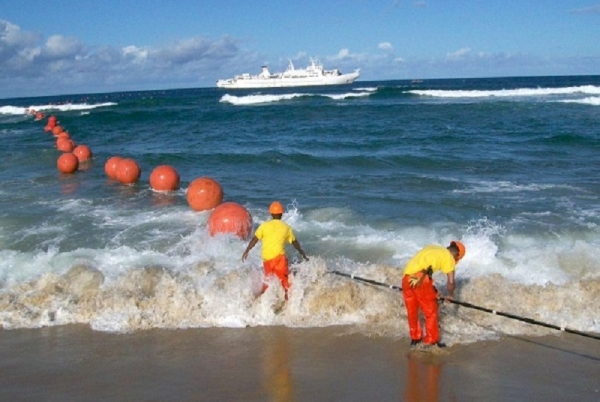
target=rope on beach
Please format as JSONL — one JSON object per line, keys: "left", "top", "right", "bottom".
{"left": 329, "top": 270, "right": 600, "bottom": 341}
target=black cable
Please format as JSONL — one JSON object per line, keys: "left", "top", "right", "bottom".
{"left": 329, "top": 270, "right": 600, "bottom": 341}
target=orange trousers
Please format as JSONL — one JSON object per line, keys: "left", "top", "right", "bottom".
{"left": 402, "top": 274, "right": 440, "bottom": 344}
{"left": 262, "top": 254, "right": 290, "bottom": 300}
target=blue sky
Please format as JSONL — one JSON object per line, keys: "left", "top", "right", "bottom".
{"left": 1, "top": 1, "right": 599, "bottom": 98}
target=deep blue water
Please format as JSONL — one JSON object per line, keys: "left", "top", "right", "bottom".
{"left": 0, "top": 76, "right": 599, "bottom": 337}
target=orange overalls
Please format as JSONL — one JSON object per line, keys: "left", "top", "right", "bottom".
{"left": 262, "top": 254, "right": 290, "bottom": 300}
{"left": 402, "top": 272, "right": 440, "bottom": 345}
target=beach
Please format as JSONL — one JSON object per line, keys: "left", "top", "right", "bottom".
{"left": 1, "top": 325, "right": 598, "bottom": 401}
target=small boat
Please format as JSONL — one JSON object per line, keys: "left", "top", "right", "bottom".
{"left": 216, "top": 59, "right": 360, "bottom": 89}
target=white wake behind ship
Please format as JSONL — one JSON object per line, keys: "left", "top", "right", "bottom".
{"left": 216, "top": 59, "right": 360, "bottom": 89}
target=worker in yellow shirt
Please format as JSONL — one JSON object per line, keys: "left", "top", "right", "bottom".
{"left": 401, "top": 241, "right": 466, "bottom": 348}
{"left": 242, "top": 201, "right": 308, "bottom": 300}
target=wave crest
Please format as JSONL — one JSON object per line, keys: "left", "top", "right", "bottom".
{"left": 220, "top": 91, "right": 372, "bottom": 105}
{"left": 2, "top": 259, "right": 598, "bottom": 344}
{"left": 410, "top": 85, "right": 600, "bottom": 98}
{"left": 0, "top": 102, "right": 116, "bottom": 115}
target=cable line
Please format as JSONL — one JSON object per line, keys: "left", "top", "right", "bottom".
{"left": 330, "top": 270, "right": 600, "bottom": 341}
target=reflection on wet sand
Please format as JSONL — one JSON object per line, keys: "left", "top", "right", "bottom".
{"left": 404, "top": 353, "right": 442, "bottom": 402}
{"left": 262, "top": 331, "right": 295, "bottom": 402}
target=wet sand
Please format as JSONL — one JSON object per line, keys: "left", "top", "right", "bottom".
{"left": 0, "top": 325, "right": 598, "bottom": 401}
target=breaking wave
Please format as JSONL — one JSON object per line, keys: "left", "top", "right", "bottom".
{"left": 409, "top": 85, "right": 600, "bottom": 98}
{"left": 0, "top": 102, "right": 117, "bottom": 115}
{"left": 220, "top": 91, "right": 372, "bottom": 105}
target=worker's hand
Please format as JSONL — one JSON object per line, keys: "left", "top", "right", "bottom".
{"left": 299, "top": 251, "right": 309, "bottom": 261}
{"left": 241, "top": 251, "right": 248, "bottom": 262}
{"left": 408, "top": 275, "right": 421, "bottom": 288}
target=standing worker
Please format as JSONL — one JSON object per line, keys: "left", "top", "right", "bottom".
{"left": 242, "top": 201, "right": 308, "bottom": 300}
{"left": 401, "top": 241, "right": 466, "bottom": 348}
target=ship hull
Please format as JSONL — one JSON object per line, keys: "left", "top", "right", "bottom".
{"left": 216, "top": 71, "right": 360, "bottom": 89}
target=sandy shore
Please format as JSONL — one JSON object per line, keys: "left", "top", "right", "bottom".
{"left": 0, "top": 325, "right": 598, "bottom": 401}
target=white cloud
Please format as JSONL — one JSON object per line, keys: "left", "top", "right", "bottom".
{"left": 0, "top": 20, "right": 39, "bottom": 47}
{"left": 293, "top": 51, "right": 308, "bottom": 59}
{"left": 378, "top": 42, "right": 393, "bottom": 51}
{"left": 43, "top": 35, "right": 85, "bottom": 58}
{"left": 0, "top": 20, "right": 241, "bottom": 97}
{"left": 0, "top": 20, "right": 40, "bottom": 68}
{"left": 122, "top": 45, "right": 150, "bottom": 64}
{"left": 446, "top": 47, "right": 472, "bottom": 60}
{"left": 153, "top": 37, "right": 214, "bottom": 64}
{"left": 325, "top": 49, "right": 371, "bottom": 65}
{"left": 122, "top": 45, "right": 148, "bottom": 58}
{"left": 335, "top": 48, "right": 350, "bottom": 59}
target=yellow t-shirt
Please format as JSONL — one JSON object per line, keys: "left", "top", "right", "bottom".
{"left": 403, "top": 244, "right": 456, "bottom": 276}
{"left": 255, "top": 219, "right": 296, "bottom": 261}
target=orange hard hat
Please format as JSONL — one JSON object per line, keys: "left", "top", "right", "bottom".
{"left": 269, "top": 201, "right": 284, "bottom": 214}
{"left": 451, "top": 241, "right": 466, "bottom": 261}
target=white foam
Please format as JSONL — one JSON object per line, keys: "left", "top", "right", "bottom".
{"left": 410, "top": 85, "right": 600, "bottom": 98}
{"left": 219, "top": 91, "right": 373, "bottom": 105}
{"left": 220, "top": 93, "right": 308, "bottom": 105}
{"left": 558, "top": 96, "right": 600, "bottom": 106}
{"left": 1, "top": 199, "right": 599, "bottom": 338}
{"left": 1, "top": 240, "right": 598, "bottom": 339}
{"left": 323, "top": 92, "right": 371, "bottom": 100}
{"left": 0, "top": 102, "right": 116, "bottom": 115}
{"left": 453, "top": 180, "right": 576, "bottom": 195}
{"left": 0, "top": 106, "right": 30, "bottom": 115}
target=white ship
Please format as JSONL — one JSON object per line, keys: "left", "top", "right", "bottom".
{"left": 216, "top": 59, "right": 360, "bottom": 89}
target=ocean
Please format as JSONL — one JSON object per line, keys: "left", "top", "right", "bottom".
{"left": 1, "top": 75, "right": 599, "bottom": 344}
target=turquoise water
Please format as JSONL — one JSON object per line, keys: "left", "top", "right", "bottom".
{"left": 1, "top": 76, "right": 599, "bottom": 340}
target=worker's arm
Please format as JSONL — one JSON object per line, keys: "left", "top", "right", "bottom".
{"left": 292, "top": 239, "right": 308, "bottom": 261}
{"left": 445, "top": 271, "right": 456, "bottom": 300}
{"left": 241, "top": 236, "right": 259, "bottom": 261}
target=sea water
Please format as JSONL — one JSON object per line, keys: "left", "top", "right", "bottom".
{"left": 0, "top": 76, "right": 599, "bottom": 343}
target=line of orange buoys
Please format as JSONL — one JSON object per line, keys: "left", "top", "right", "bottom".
{"left": 35, "top": 113, "right": 253, "bottom": 239}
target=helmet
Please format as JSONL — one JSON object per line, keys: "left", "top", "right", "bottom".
{"left": 451, "top": 241, "right": 466, "bottom": 261}
{"left": 269, "top": 201, "right": 284, "bottom": 214}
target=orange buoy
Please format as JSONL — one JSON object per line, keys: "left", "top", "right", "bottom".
{"left": 186, "top": 177, "right": 223, "bottom": 211}
{"left": 44, "top": 124, "right": 55, "bottom": 132}
{"left": 104, "top": 156, "right": 122, "bottom": 179}
{"left": 48, "top": 116, "right": 58, "bottom": 125}
{"left": 207, "top": 202, "right": 253, "bottom": 239}
{"left": 57, "top": 152, "right": 79, "bottom": 174}
{"left": 149, "top": 165, "right": 180, "bottom": 192}
{"left": 116, "top": 158, "right": 141, "bottom": 185}
{"left": 52, "top": 125, "right": 64, "bottom": 136}
{"left": 56, "top": 137, "right": 75, "bottom": 152}
{"left": 73, "top": 145, "right": 92, "bottom": 162}
{"left": 35, "top": 112, "right": 44, "bottom": 120}
{"left": 55, "top": 131, "right": 70, "bottom": 139}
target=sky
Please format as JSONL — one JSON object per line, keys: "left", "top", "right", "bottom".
{"left": 1, "top": 0, "right": 600, "bottom": 99}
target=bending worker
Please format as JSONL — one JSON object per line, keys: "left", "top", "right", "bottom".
{"left": 401, "top": 241, "right": 466, "bottom": 348}
{"left": 242, "top": 201, "right": 308, "bottom": 300}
